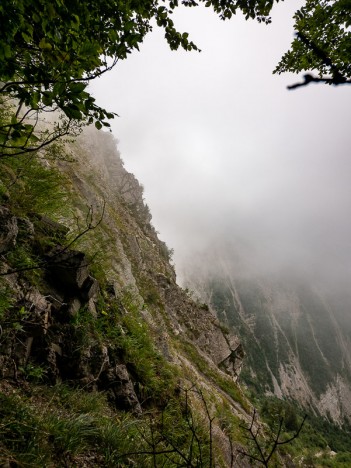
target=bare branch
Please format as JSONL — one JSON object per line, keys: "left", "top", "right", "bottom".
{"left": 288, "top": 74, "right": 351, "bottom": 90}
{"left": 238, "top": 409, "right": 307, "bottom": 467}
{"left": 287, "top": 32, "right": 351, "bottom": 89}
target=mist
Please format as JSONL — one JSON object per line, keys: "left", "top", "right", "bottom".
{"left": 90, "top": 3, "right": 351, "bottom": 295}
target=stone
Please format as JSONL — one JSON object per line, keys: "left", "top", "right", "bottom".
{"left": 87, "top": 298, "right": 97, "bottom": 317}
{"left": 101, "top": 363, "right": 142, "bottom": 415}
{"left": 46, "top": 248, "right": 90, "bottom": 292}
{"left": 156, "top": 273, "right": 171, "bottom": 289}
{"left": 218, "top": 344, "right": 245, "bottom": 381}
{"left": 81, "top": 275, "right": 99, "bottom": 301}
{"left": 67, "top": 298, "right": 82, "bottom": 316}
{"left": 51, "top": 343, "right": 63, "bottom": 356}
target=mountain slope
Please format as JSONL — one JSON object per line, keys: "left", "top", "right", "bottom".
{"left": 182, "top": 248, "right": 351, "bottom": 426}
{"left": 0, "top": 128, "right": 258, "bottom": 467}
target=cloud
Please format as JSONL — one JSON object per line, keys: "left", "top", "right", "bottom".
{"left": 90, "top": 2, "right": 351, "bottom": 291}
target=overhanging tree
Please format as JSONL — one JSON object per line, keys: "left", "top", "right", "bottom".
{"left": 1, "top": 0, "right": 350, "bottom": 158}
{"left": 275, "top": 0, "right": 351, "bottom": 88}
{"left": 0, "top": 0, "right": 280, "bottom": 157}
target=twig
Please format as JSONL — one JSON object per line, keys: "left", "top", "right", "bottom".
{"left": 287, "top": 32, "right": 350, "bottom": 89}
{"left": 288, "top": 73, "right": 351, "bottom": 90}
{"left": 238, "top": 409, "right": 307, "bottom": 466}
{"left": 0, "top": 201, "right": 105, "bottom": 276}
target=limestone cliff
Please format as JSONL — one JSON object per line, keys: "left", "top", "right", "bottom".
{"left": 0, "top": 128, "right": 256, "bottom": 467}
{"left": 182, "top": 249, "right": 351, "bottom": 426}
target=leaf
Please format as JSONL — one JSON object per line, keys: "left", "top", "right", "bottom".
{"left": 95, "top": 121, "right": 102, "bottom": 130}
{"left": 63, "top": 106, "right": 82, "bottom": 120}
{"left": 21, "top": 31, "right": 32, "bottom": 42}
{"left": 30, "top": 92, "right": 41, "bottom": 110}
{"left": 39, "top": 38, "right": 52, "bottom": 50}
{"left": 53, "top": 82, "right": 66, "bottom": 96}
{"left": 42, "top": 92, "right": 53, "bottom": 106}
{"left": 70, "top": 82, "right": 87, "bottom": 94}
{"left": 3, "top": 44, "right": 12, "bottom": 59}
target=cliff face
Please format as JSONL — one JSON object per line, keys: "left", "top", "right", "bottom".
{"left": 182, "top": 251, "right": 351, "bottom": 425}
{"left": 59, "top": 127, "right": 239, "bottom": 369}
{"left": 0, "top": 128, "right": 254, "bottom": 466}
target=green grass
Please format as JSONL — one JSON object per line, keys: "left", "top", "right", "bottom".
{"left": 0, "top": 382, "right": 221, "bottom": 467}
{"left": 0, "top": 150, "right": 72, "bottom": 220}
{"left": 0, "top": 385, "right": 134, "bottom": 466}
{"left": 71, "top": 288, "right": 179, "bottom": 407}
{"left": 178, "top": 340, "right": 250, "bottom": 413}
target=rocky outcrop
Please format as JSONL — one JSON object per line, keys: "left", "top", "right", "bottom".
{"left": 61, "top": 128, "right": 242, "bottom": 380}
{"left": 46, "top": 248, "right": 91, "bottom": 292}
{"left": 101, "top": 363, "right": 142, "bottom": 415}
{"left": 0, "top": 193, "right": 241, "bottom": 420}
{"left": 219, "top": 344, "right": 245, "bottom": 381}
{"left": 0, "top": 207, "right": 141, "bottom": 414}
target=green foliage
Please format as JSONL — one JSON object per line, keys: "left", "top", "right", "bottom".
{"left": 260, "top": 398, "right": 306, "bottom": 435}
{"left": 0, "top": 387, "right": 109, "bottom": 466}
{"left": 0, "top": 0, "right": 347, "bottom": 158}
{"left": 306, "top": 413, "right": 351, "bottom": 453}
{"left": 105, "top": 292, "right": 177, "bottom": 403}
{"left": 179, "top": 339, "right": 250, "bottom": 413}
{"left": 255, "top": 396, "right": 351, "bottom": 466}
{"left": 2, "top": 239, "right": 48, "bottom": 285}
{"left": 18, "top": 363, "right": 47, "bottom": 383}
{"left": 0, "top": 383, "right": 218, "bottom": 467}
{"left": 275, "top": 0, "right": 351, "bottom": 83}
{"left": 72, "top": 288, "right": 178, "bottom": 406}
{"left": 0, "top": 392, "right": 46, "bottom": 466}
{"left": 0, "top": 0, "right": 280, "bottom": 157}
{"left": 0, "top": 149, "right": 71, "bottom": 218}
{"left": 316, "top": 452, "right": 351, "bottom": 468}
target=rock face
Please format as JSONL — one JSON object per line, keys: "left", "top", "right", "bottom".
{"left": 0, "top": 208, "right": 143, "bottom": 414}
{"left": 219, "top": 344, "right": 245, "bottom": 381}
{"left": 46, "top": 248, "right": 90, "bottom": 292}
{"left": 101, "top": 363, "right": 142, "bottom": 415}
{"left": 59, "top": 127, "right": 241, "bottom": 376}
{"left": 183, "top": 253, "right": 351, "bottom": 425}
{"left": 0, "top": 127, "right": 244, "bottom": 444}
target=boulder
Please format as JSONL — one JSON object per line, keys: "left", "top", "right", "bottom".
{"left": 81, "top": 275, "right": 99, "bottom": 301}
{"left": 102, "top": 364, "right": 142, "bottom": 415}
{"left": 46, "top": 248, "right": 90, "bottom": 293}
{"left": 218, "top": 344, "right": 245, "bottom": 381}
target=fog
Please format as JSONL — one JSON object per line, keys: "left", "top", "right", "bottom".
{"left": 91, "top": 3, "right": 351, "bottom": 291}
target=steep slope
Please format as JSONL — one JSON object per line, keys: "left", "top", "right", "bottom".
{"left": 0, "top": 128, "right": 260, "bottom": 466}
{"left": 182, "top": 247, "right": 351, "bottom": 426}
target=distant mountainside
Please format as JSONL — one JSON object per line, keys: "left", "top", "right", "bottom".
{"left": 182, "top": 248, "right": 351, "bottom": 425}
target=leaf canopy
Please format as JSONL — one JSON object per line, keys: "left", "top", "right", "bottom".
{"left": 1, "top": 0, "right": 349, "bottom": 157}
{"left": 275, "top": 0, "right": 351, "bottom": 83}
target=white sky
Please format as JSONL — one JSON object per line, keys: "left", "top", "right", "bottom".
{"left": 90, "top": 2, "right": 351, "bottom": 285}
